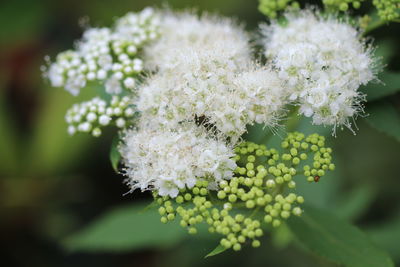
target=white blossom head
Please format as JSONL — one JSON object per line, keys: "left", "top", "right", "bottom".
{"left": 134, "top": 11, "right": 287, "bottom": 142}
{"left": 120, "top": 122, "right": 237, "bottom": 198}
{"left": 143, "top": 10, "right": 252, "bottom": 73}
{"left": 260, "top": 10, "right": 376, "bottom": 131}
{"left": 45, "top": 8, "right": 160, "bottom": 96}
{"left": 136, "top": 64, "right": 287, "bottom": 142}
{"left": 232, "top": 65, "right": 288, "bottom": 127}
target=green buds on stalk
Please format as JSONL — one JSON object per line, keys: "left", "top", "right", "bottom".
{"left": 321, "top": 0, "right": 399, "bottom": 22}
{"left": 259, "top": 0, "right": 300, "bottom": 19}
{"left": 154, "top": 132, "right": 335, "bottom": 251}
{"left": 322, "top": 0, "right": 365, "bottom": 11}
{"left": 373, "top": 0, "right": 400, "bottom": 21}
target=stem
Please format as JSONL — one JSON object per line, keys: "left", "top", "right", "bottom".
{"left": 249, "top": 206, "right": 261, "bottom": 219}
{"left": 285, "top": 106, "right": 301, "bottom": 132}
{"left": 272, "top": 183, "right": 285, "bottom": 196}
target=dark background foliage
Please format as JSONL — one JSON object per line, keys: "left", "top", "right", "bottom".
{"left": 0, "top": 0, "right": 399, "bottom": 266}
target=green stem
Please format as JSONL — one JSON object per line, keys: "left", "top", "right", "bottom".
{"left": 249, "top": 206, "right": 261, "bottom": 219}
{"left": 285, "top": 106, "right": 301, "bottom": 132}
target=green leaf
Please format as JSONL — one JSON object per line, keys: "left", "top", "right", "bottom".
{"left": 63, "top": 202, "right": 187, "bottom": 252}
{"left": 205, "top": 244, "right": 228, "bottom": 258}
{"left": 142, "top": 200, "right": 158, "bottom": 212}
{"left": 366, "top": 215, "right": 400, "bottom": 261}
{"left": 365, "top": 100, "right": 400, "bottom": 142}
{"left": 26, "top": 88, "right": 95, "bottom": 175}
{"left": 334, "top": 186, "right": 376, "bottom": 221}
{"left": 287, "top": 205, "right": 394, "bottom": 267}
{"left": 375, "top": 39, "right": 396, "bottom": 66}
{"left": 362, "top": 72, "right": 400, "bottom": 102}
{"left": 271, "top": 222, "right": 293, "bottom": 249}
{"left": 110, "top": 135, "right": 121, "bottom": 172}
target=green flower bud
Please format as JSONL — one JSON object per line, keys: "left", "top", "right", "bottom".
{"left": 233, "top": 243, "right": 241, "bottom": 251}
{"left": 158, "top": 207, "right": 166, "bottom": 215}
{"left": 272, "top": 219, "right": 281, "bottom": 227}
{"left": 264, "top": 215, "right": 272, "bottom": 223}
{"left": 247, "top": 170, "right": 255, "bottom": 177}
{"left": 255, "top": 229, "right": 263, "bottom": 237}
{"left": 244, "top": 178, "right": 253, "bottom": 186}
{"left": 281, "top": 211, "right": 290, "bottom": 219}
{"left": 217, "top": 191, "right": 226, "bottom": 199}
{"left": 293, "top": 207, "right": 302, "bottom": 216}
{"left": 246, "top": 162, "right": 254, "bottom": 170}
{"left": 247, "top": 155, "right": 256, "bottom": 162}
{"left": 189, "top": 227, "right": 197, "bottom": 234}
{"left": 229, "top": 194, "right": 237, "bottom": 202}
{"left": 265, "top": 179, "right": 275, "bottom": 188}
{"left": 246, "top": 200, "right": 255, "bottom": 209}
{"left": 160, "top": 216, "right": 168, "bottom": 223}
{"left": 288, "top": 181, "right": 296, "bottom": 188}
{"left": 252, "top": 240, "right": 261, "bottom": 248}
{"left": 200, "top": 188, "right": 208, "bottom": 195}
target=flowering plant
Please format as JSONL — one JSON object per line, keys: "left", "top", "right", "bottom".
{"left": 43, "top": 0, "right": 399, "bottom": 264}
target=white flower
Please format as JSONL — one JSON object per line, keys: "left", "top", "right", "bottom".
{"left": 67, "top": 125, "right": 76, "bottom": 135}
{"left": 45, "top": 8, "right": 160, "bottom": 96}
{"left": 135, "top": 11, "right": 287, "bottom": 142}
{"left": 232, "top": 66, "right": 287, "bottom": 126}
{"left": 99, "top": 115, "right": 111, "bottom": 126}
{"left": 123, "top": 77, "right": 135, "bottom": 89}
{"left": 105, "top": 75, "right": 123, "bottom": 95}
{"left": 92, "top": 128, "right": 102, "bottom": 137}
{"left": 116, "top": 118, "right": 126, "bottom": 128}
{"left": 120, "top": 122, "right": 237, "bottom": 198}
{"left": 260, "top": 10, "right": 375, "bottom": 130}
{"left": 156, "top": 177, "right": 180, "bottom": 198}
{"left": 136, "top": 64, "right": 286, "bottom": 142}
{"left": 143, "top": 11, "right": 252, "bottom": 73}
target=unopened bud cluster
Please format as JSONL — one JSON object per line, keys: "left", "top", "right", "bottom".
{"left": 322, "top": 0, "right": 364, "bottom": 11}
{"left": 156, "top": 180, "right": 266, "bottom": 251}
{"left": 155, "top": 132, "right": 334, "bottom": 251}
{"left": 320, "top": 0, "right": 398, "bottom": 21}
{"left": 258, "top": 0, "right": 300, "bottom": 18}
{"left": 281, "top": 132, "right": 335, "bottom": 182}
{"left": 65, "top": 96, "right": 135, "bottom": 137}
{"left": 45, "top": 8, "right": 160, "bottom": 96}
{"left": 373, "top": 0, "right": 400, "bottom": 21}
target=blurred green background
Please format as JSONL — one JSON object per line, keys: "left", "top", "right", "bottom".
{"left": 0, "top": 0, "right": 399, "bottom": 266}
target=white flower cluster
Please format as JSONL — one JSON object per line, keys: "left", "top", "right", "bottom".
{"left": 261, "top": 11, "right": 375, "bottom": 130}
{"left": 137, "top": 12, "right": 287, "bottom": 142}
{"left": 53, "top": 8, "right": 377, "bottom": 197}
{"left": 121, "top": 123, "right": 236, "bottom": 198}
{"left": 121, "top": 11, "right": 289, "bottom": 197}
{"left": 143, "top": 12, "right": 252, "bottom": 72}
{"left": 65, "top": 96, "right": 135, "bottom": 137}
{"left": 46, "top": 8, "right": 160, "bottom": 96}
